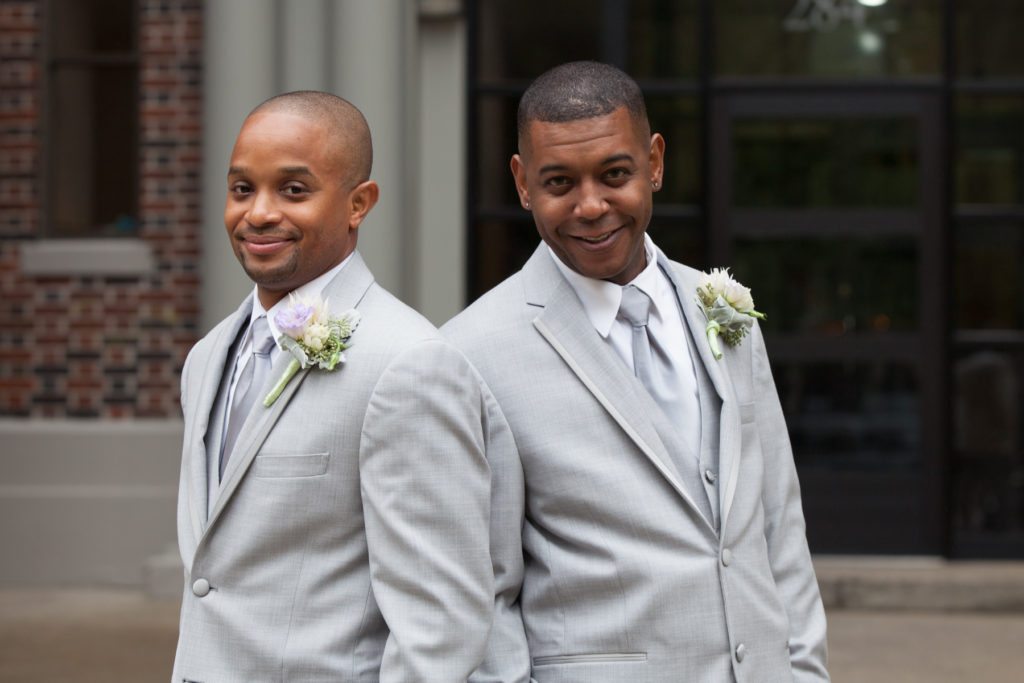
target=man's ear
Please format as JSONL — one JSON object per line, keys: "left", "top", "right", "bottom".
{"left": 348, "top": 180, "right": 380, "bottom": 230}
{"left": 510, "top": 154, "right": 531, "bottom": 210}
{"left": 649, "top": 133, "right": 665, "bottom": 190}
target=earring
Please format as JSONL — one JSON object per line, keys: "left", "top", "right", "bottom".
{"left": 524, "top": 200, "right": 531, "bottom": 209}
{"left": 652, "top": 180, "right": 661, "bottom": 190}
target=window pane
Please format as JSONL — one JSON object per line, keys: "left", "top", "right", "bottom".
{"left": 956, "top": 95, "right": 1024, "bottom": 206}
{"left": 476, "top": 95, "right": 520, "bottom": 210}
{"left": 733, "top": 117, "right": 919, "bottom": 207}
{"left": 475, "top": 0, "right": 601, "bottom": 83}
{"left": 647, "top": 219, "right": 704, "bottom": 270}
{"left": 51, "top": 0, "right": 134, "bottom": 56}
{"left": 627, "top": 0, "right": 699, "bottom": 80}
{"left": 956, "top": 0, "right": 1024, "bottom": 79}
{"left": 715, "top": 0, "right": 942, "bottom": 77}
{"left": 954, "top": 221, "right": 1024, "bottom": 330}
{"left": 734, "top": 238, "right": 918, "bottom": 334}
{"left": 950, "top": 347, "right": 1024, "bottom": 546}
{"left": 471, "top": 219, "right": 540, "bottom": 298}
{"left": 647, "top": 96, "right": 701, "bottom": 205}
{"left": 50, "top": 65, "right": 138, "bottom": 237}
{"left": 775, "top": 360, "right": 920, "bottom": 468}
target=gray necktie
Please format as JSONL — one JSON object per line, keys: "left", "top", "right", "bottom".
{"left": 220, "top": 316, "right": 275, "bottom": 479}
{"left": 618, "top": 285, "right": 679, "bottom": 415}
{"left": 620, "top": 284, "right": 714, "bottom": 523}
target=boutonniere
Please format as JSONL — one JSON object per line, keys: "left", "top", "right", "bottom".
{"left": 696, "top": 268, "right": 765, "bottom": 360}
{"left": 262, "top": 294, "right": 361, "bottom": 407}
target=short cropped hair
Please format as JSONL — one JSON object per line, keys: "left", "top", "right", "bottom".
{"left": 251, "top": 90, "right": 373, "bottom": 185}
{"left": 517, "top": 61, "right": 649, "bottom": 146}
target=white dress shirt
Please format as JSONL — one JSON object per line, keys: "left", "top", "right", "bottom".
{"left": 548, "top": 235, "right": 702, "bottom": 460}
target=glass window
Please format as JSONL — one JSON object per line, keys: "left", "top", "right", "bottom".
{"left": 734, "top": 238, "right": 918, "bottom": 334}
{"left": 627, "top": 0, "right": 699, "bottom": 80}
{"left": 647, "top": 219, "right": 705, "bottom": 270}
{"left": 955, "top": 95, "right": 1024, "bottom": 206}
{"left": 733, "top": 116, "right": 919, "bottom": 208}
{"left": 774, "top": 360, "right": 920, "bottom": 468}
{"left": 956, "top": 0, "right": 1024, "bottom": 79}
{"left": 47, "top": 0, "right": 138, "bottom": 237}
{"left": 950, "top": 347, "right": 1024, "bottom": 545}
{"left": 715, "top": 0, "right": 942, "bottom": 77}
{"left": 954, "top": 220, "right": 1024, "bottom": 330}
{"left": 474, "top": 0, "right": 601, "bottom": 83}
{"left": 647, "top": 96, "right": 701, "bottom": 205}
{"left": 476, "top": 95, "right": 520, "bottom": 210}
{"left": 471, "top": 219, "right": 540, "bottom": 298}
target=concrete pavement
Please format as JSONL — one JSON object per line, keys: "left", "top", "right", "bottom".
{"left": 3, "top": 588, "right": 1024, "bottom": 682}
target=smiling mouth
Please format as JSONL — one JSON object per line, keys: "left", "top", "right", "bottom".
{"left": 574, "top": 227, "right": 621, "bottom": 244}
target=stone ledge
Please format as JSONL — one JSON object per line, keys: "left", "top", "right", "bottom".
{"left": 815, "top": 556, "right": 1024, "bottom": 613}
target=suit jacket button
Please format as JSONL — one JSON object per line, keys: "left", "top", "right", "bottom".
{"left": 704, "top": 469, "right": 717, "bottom": 484}
{"left": 735, "top": 643, "right": 747, "bottom": 662}
{"left": 721, "top": 548, "right": 733, "bottom": 566}
{"left": 192, "top": 578, "right": 210, "bottom": 597}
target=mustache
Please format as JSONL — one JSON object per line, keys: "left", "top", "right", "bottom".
{"left": 235, "top": 227, "right": 297, "bottom": 242}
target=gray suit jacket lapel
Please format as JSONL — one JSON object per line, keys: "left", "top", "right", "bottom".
{"left": 204, "top": 253, "right": 376, "bottom": 535}
{"left": 181, "top": 296, "right": 251, "bottom": 545}
{"left": 658, "top": 251, "right": 743, "bottom": 531}
{"left": 524, "top": 247, "right": 716, "bottom": 534}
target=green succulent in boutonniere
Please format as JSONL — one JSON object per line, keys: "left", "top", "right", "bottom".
{"left": 263, "top": 294, "right": 361, "bottom": 407}
{"left": 696, "top": 268, "right": 766, "bottom": 361}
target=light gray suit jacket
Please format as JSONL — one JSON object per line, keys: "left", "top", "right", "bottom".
{"left": 173, "top": 252, "right": 494, "bottom": 682}
{"left": 443, "top": 245, "right": 829, "bottom": 683}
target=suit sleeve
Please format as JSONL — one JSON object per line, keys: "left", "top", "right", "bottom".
{"left": 360, "top": 339, "right": 493, "bottom": 683}
{"left": 469, "top": 380, "right": 533, "bottom": 683}
{"left": 750, "top": 323, "right": 830, "bottom": 682}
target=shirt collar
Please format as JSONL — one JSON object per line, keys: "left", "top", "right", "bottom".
{"left": 247, "top": 251, "right": 356, "bottom": 340}
{"left": 547, "top": 234, "right": 665, "bottom": 339}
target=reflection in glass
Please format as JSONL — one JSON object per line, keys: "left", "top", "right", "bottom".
{"left": 954, "top": 221, "right": 1024, "bottom": 330}
{"left": 627, "top": 0, "right": 699, "bottom": 80}
{"left": 734, "top": 238, "right": 918, "bottom": 334}
{"left": 774, "top": 361, "right": 920, "bottom": 468}
{"left": 951, "top": 348, "right": 1024, "bottom": 542}
{"left": 734, "top": 117, "right": 918, "bottom": 207}
{"left": 955, "top": 95, "right": 1024, "bottom": 206}
{"left": 648, "top": 96, "right": 701, "bottom": 205}
{"left": 475, "top": 0, "right": 600, "bottom": 82}
{"left": 956, "top": 0, "right": 1024, "bottom": 79}
{"left": 715, "top": 0, "right": 941, "bottom": 77}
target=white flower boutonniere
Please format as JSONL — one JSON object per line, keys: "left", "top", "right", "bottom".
{"left": 696, "top": 268, "right": 766, "bottom": 361}
{"left": 263, "top": 294, "right": 361, "bottom": 407}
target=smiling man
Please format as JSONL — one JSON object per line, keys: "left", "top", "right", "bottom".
{"left": 172, "top": 91, "right": 495, "bottom": 682}
{"left": 444, "top": 62, "right": 830, "bottom": 682}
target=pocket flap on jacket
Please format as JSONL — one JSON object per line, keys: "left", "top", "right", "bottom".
{"left": 252, "top": 452, "right": 329, "bottom": 478}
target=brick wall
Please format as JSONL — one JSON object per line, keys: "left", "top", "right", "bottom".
{"left": 0, "top": 0, "right": 202, "bottom": 418}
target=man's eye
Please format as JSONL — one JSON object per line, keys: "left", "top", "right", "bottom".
{"left": 230, "top": 182, "right": 252, "bottom": 195}
{"left": 605, "top": 168, "right": 629, "bottom": 181}
{"left": 282, "top": 184, "right": 308, "bottom": 196}
{"left": 544, "top": 176, "right": 571, "bottom": 188}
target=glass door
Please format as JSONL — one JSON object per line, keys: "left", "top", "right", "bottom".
{"left": 711, "top": 91, "right": 946, "bottom": 553}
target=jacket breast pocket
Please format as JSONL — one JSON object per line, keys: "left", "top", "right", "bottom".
{"left": 739, "top": 401, "right": 757, "bottom": 425}
{"left": 251, "top": 452, "right": 329, "bottom": 478}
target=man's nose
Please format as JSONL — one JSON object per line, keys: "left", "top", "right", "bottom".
{"left": 574, "top": 180, "right": 609, "bottom": 222}
{"left": 245, "top": 191, "right": 283, "bottom": 226}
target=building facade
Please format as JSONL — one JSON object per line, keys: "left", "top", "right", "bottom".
{"left": 0, "top": 0, "right": 1021, "bottom": 587}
